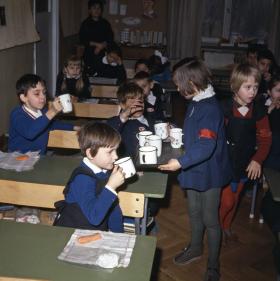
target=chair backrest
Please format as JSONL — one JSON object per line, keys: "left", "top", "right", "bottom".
{"left": 91, "top": 85, "right": 118, "bottom": 99}
{"left": 72, "top": 102, "right": 120, "bottom": 119}
{"left": 47, "top": 130, "right": 79, "bottom": 149}
{"left": 118, "top": 191, "right": 144, "bottom": 218}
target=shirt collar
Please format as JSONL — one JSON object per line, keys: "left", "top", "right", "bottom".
{"left": 22, "top": 105, "right": 42, "bottom": 119}
{"left": 83, "top": 157, "right": 108, "bottom": 174}
{"left": 193, "top": 84, "right": 215, "bottom": 102}
{"left": 265, "top": 98, "right": 272, "bottom": 106}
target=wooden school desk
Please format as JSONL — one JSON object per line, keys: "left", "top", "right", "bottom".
{"left": 0, "top": 155, "right": 168, "bottom": 234}
{"left": 0, "top": 220, "right": 156, "bottom": 281}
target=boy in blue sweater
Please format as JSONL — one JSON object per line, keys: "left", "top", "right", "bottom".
{"left": 8, "top": 74, "right": 79, "bottom": 155}
{"left": 54, "top": 122, "right": 125, "bottom": 232}
{"left": 107, "top": 82, "right": 154, "bottom": 157}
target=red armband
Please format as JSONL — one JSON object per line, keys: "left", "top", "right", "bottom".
{"left": 198, "top": 129, "right": 217, "bottom": 139}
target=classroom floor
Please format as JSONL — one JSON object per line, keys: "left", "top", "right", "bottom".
{"left": 0, "top": 175, "right": 277, "bottom": 281}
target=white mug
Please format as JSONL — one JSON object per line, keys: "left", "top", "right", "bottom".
{"left": 145, "top": 135, "right": 162, "bottom": 157}
{"left": 59, "top": 93, "right": 72, "bottom": 113}
{"left": 170, "top": 128, "right": 183, "bottom": 148}
{"left": 154, "top": 122, "right": 169, "bottom": 140}
{"left": 139, "top": 146, "right": 157, "bottom": 164}
{"left": 136, "top": 130, "right": 153, "bottom": 147}
{"left": 114, "top": 157, "right": 136, "bottom": 179}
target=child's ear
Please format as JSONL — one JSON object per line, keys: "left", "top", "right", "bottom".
{"left": 19, "top": 93, "right": 27, "bottom": 104}
{"left": 85, "top": 148, "right": 94, "bottom": 160}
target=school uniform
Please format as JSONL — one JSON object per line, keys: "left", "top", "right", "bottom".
{"left": 55, "top": 72, "right": 91, "bottom": 100}
{"left": 8, "top": 105, "right": 73, "bottom": 155}
{"left": 264, "top": 98, "right": 280, "bottom": 170}
{"left": 94, "top": 56, "right": 127, "bottom": 83}
{"left": 219, "top": 98, "right": 272, "bottom": 232}
{"left": 107, "top": 115, "right": 152, "bottom": 157}
{"left": 54, "top": 158, "right": 123, "bottom": 233}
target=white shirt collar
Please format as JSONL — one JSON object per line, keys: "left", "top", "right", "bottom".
{"left": 22, "top": 105, "right": 42, "bottom": 119}
{"left": 193, "top": 85, "right": 215, "bottom": 102}
{"left": 102, "top": 56, "right": 117, "bottom": 66}
{"left": 265, "top": 98, "right": 272, "bottom": 106}
{"left": 83, "top": 157, "right": 107, "bottom": 174}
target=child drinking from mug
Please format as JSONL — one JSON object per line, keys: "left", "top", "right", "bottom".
{"left": 8, "top": 74, "right": 79, "bottom": 155}
{"left": 54, "top": 122, "right": 125, "bottom": 232}
{"left": 159, "top": 59, "right": 231, "bottom": 281}
{"left": 55, "top": 55, "right": 91, "bottom": 101}
{"left": 219, "top": 63, "right": 271, "bottom": 244}
{"left": 107, "top": 82, "right": 154, "bottom": 157}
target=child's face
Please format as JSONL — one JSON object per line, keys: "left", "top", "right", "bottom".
{"left": 89, "top": 4, "right": 102, "bottom": 19}
{"left": 247, "top": 52, "right": 257, "bottom": 66}
{"left": 107, "top": 52, "right": 120, "bottom": 65}
{"left": 135, "top": 79, "right": 153, "bottom": 97}
{"left": 258, "top": 58, "right": 272, "bottom": 74}
{"left": 268, "top": 82, "right": 280, "bottom": 101}
{"left": 234, "top": 76, "right": 258, "bottom": 106}
{"left": 65, "top": 62, "right": 81, "bottom": 78}
{"left": 89, "top": 145, "right": 119, "bottom": 170}
{"left": 20, "top": 82, "right": 46, "bottom": 111}
{"left": 121, "top": 96, "right": 144, "bottom": 118}
{"left": 135, "top": 64, "right": 149, "bottom": 74}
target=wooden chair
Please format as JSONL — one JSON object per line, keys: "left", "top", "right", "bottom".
{"left": 72, "top": 102, "right": 120, "bottom": 119}
{"left": 91, "top": 85, "right": 118, "bottom": 99}
{"left": 118, "top": 191, "right": 145, "bottom": 235}
{"left": 47, "top": 130, "right": 79, "bottom": 149}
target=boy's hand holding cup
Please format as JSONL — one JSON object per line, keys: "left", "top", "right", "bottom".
{"left": 46, "top": 98, "right": 63, "bottom": 120}
{"left": 107, "top": 165, "right": 125, "bottom": 190}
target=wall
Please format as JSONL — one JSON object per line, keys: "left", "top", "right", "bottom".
{"left": 0, "top": 44, "right": 33, "bottom": 135}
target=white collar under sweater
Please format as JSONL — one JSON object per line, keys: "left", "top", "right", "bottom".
{"left": 83, "top": 157, "right": 107, "bottom": 174}
{"left": 193, "top": 85, "right": 216, "bottom": 102}
{"left": 22, "top": 105, "right": 42, "bottom": 119}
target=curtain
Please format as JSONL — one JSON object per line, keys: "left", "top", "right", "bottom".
{"left": 268, "top": 0, "right": 280, "bottom": 65}
{"left": 166, "top": 0, "right": 206, "bottom": 60}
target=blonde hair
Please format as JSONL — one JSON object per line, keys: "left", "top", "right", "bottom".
{"left": 230, "top": 63, "right": 261, "bottom": 93}
{"left": 61, "top": 55, "right": 84, "bottom": 93}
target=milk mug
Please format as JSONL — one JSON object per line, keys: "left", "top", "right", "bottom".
{"left": 136, "top": 130, "right": 152, "bottom": 147}
{"left": 154, "top": 122, "right": 168, "bottom": 140}
{"left": 114, "top": 157, "right": 136, "bottom": 178}
{"left": 59, "top": 93, "right": 73, "bottom": 113}
{"left": 145, "top": 134, "right": 162, "bottom": 157}
{"left": 139, "top": 146, "right": 157, "bottom": 164}
{"left": 170, "top": 128, "right": 183, "bottom": 148}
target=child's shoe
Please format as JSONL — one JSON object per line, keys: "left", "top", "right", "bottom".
{"left": 173, "top": 245, "right": 202, "bottom": 265}
{"left": 204, "top": 268, "right": 220, "bottom": 281}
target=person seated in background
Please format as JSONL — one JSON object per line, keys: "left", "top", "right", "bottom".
{"left": 53, "top": 122, "right": 125, "bottom": 232}
{"left": 148, "top": 51, "right": 171, "bottom": 83}
{"left": 246, "top": 44, "right": 260, "bottom": 67}
{"left": 8, "top": 74, "right": 79, "bottom": 155}
{"left": 94, "top": 42, "right": 127, "bottom": 84}
{"left": 79, "top": 0, "right": 114, "bottom": 76}
{"left": 55, "top": 55, "right": 91, "bottom": 101}
{"left": 134, "top": 58, "right": 150, "bottom": 74}
{"left": 107, "top": 82, "right": 153, "bottom": 158}
{"left": 257, "top": 48, "right": 276, "bottom": 99}
{"left": 264, "top": 74, "right": 280, "bottom": 171}
{"left": 133, "top": 71, "right": 165, "bottom": 123}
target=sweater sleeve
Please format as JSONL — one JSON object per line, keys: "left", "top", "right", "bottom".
{"left": 177, "top": 104, "right": 220, "bottom": 169}
{"left": 107, "top": 116, "right": 125, "bottom": 132}
{"left": 68, "top": 175, "right": 118, "bottom": 226}
{"left": 251, "top": 115, "right": 272, "bottom": 164}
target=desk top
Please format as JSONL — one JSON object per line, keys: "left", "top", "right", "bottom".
{"left": 0, "top": 220, "right": 156, "bottom": 281}
{"left": 0, "top": 155, "right": 168, "bottom": 199}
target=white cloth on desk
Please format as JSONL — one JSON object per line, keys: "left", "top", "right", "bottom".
{"left": 0, "top": 151, "right": 40, "bottom": 172}
{"left": 58, "top": 229, "right": 136, "bottom": 269}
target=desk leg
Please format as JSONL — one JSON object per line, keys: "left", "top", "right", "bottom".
{"left": 141, "top": 198, "right": 148, "bottom": 235}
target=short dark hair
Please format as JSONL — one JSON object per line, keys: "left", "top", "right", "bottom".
{"left": 257, "top": 48, "right": 275, "bottom": 62}
{"left": 106, "top": 42, "right": 122, "bottom": 58}
{"left": 173, "top": 59, "right": 212, "bottom": 96}
{"left": 134, "top": 59, "right": 150, "bottom": 71}
{"left": 117, "top": 82, "right": 144, "bottom": 104}
{"left": 88, "top": 0, "right": 104, "bottom": 10}
{"left": 78, "top": 122, "right": 121, "bottom": 157}
{"left": 16, "top": 74, "right": 46, "bottom": 97}
{"left": 133, "top": 71, "right": 152, "bottom": 82}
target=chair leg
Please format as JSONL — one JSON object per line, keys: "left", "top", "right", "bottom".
{"left": 249, "top": 180, "right": 258, "bottom": 219}
{"left": 134, "top": 218, "right": 141, "bottom": 235}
